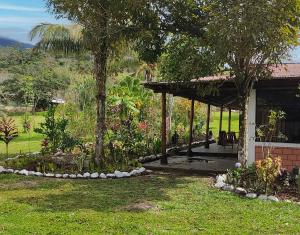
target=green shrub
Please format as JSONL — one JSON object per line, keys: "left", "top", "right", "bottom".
{"left": 226, "top": 160, "right": 283, "bottom": 194}
{"left": 34, "top": 105, "right": 80, "bottom": 153}
{"left": 256, "top": 157, "right": 282, "bottom": 194}
{"left": 5, "top": 155, "right": 39, "bottom": 171}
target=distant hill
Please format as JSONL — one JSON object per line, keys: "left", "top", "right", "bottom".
{"left": 0, "top": 37, "right": 33, "bottom": 49}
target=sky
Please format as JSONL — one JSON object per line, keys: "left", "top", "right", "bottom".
{"left": 0, "top": 0, "right": 69, "bottom": 44}
{"left": 0, "top": 0, "right": 300, "bottom": 62}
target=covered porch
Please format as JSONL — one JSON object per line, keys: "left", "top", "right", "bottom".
{"left": 144, "top": 77, "right": 240, "bottom": 170}
{"left": 144, "top": 143, "right": 237, "bottom": 174}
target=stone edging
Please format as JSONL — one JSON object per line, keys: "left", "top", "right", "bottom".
{"left": 0, "top": 166, "right": 149, "bottom": 179}
{"left": 215, "top": 174, "right": 300, "bottom": 205}
{"left": 138, "top": 140, "right": 208, "bottom": 163}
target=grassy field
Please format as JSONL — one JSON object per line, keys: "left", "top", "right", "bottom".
{"left": 0, "top": 110, "right": 239, "bottom": 158}
{"left": 210, "top": 110, "right": 239, "bottom": 138}
{"left": 0, "top": 173, "right": 299, "bottom": 234}
{"left": 0, "top": 113, "right": 44, "bottom": 158}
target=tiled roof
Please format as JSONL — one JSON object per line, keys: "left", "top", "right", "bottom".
{"left": 194, "top": 64, "right": 300, "bottom": 82}
{"left": 270, "top": 64, "right": 300, "bottom": 78}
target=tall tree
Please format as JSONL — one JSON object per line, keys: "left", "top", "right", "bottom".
{"left": 31, "top": 0, "right": 160, "bottom": 166}
{"left": 205, "top": 0, "right": 300, "bottom": 164}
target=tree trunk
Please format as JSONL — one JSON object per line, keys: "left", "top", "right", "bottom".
{"left": 238, "top": 96, "right": 250, "bottom": 165}
{"left": 6, "top": 143, "right": 8, "bottom": 157}
{"left": 94, "top": 41, "right": 109, "bottom": 167}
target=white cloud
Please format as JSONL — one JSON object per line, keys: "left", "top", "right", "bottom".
{"left": 0, "top": 16, "right": 66, "bottom": 26}
{"left": 0, "top": 4, "right": 43, "bottom": 12}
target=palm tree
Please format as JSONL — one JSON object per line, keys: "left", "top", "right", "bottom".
{"left": 30, "top": 24, "right": 85, "bottom": 55}
{"left": 30, "top": 23, "right": 148, "bottom": 165}
{"left": 30, "top": 23, "right": 109, "bottom": 164}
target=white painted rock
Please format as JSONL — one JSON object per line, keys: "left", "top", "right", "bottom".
{"left": 130, "top": 170, "right": 139, "bottom": 176}
{"left": 114, "top": 171, "right": 124, "bottom": 178}
{"left": 122, "top": 172, "right": 130, "bottom": 177}
{"left": 83, "top": 172, "right": 90, "bottom": 178}
{"left": 0, "top": 166, "right": 5, "bottom": 173}
{"left": 215, "top": 182, "right": 226, "bottom": 189}
{"left": 55, "top": 174, "right": 62, "bottom": 178}
{"left": 19, "top": 169, "right": 29, "bottom": 176}
{"left": 99, "top": 173, "right": 107, "bottom": 179}
{"left": 258, "top": 195, "right": 268, "bottom": 201}
{"left": 14, "top": 170, "right": 19, "bottom": 174}
{"left": 106, "top": 173, "right": 116, "bottom": 178}
{"left": 45, "top": 173, "right": 55, "bottom": 177}
{"left": 91, "top": 173, "right": 99, "bottom": 179}
{"left": 222, "top": 184, "right": 235, "bottom": 192}
{"left": 28, "top": 171, "right": 35, "bottom": 176}
{"left": 5, "top": 169, "right": 14, "bottom": 173}
{"left": 268, "top": 196, "right": 280, "bottom": 202}
{"left": 34, "top": 172, "right": 43, "bottom": 177}
{"left": 216, "top": 174, "right": 226, "bottom": 183}
{"left": 77, "top": 174, "right": 83, "bottom": 178}
{"left": 285, "top": 199, "right": 292, "bottom": 203}
{"left": 246, "top": 193, "right": 257, "bottom": 199}
{"left": 137, "top": 167, "right": 146, "bottom": 174}
{"left": 146, "top": 169, "right": 153, "bottom": 174}
{"left": 69, "top": 174, "right": 77, "bottom": 179}
{"left": 62, "top": 174, "right": 69, "bottom": 179}
{"left": 235, "top": 187, "right": 247, "bottom": 195}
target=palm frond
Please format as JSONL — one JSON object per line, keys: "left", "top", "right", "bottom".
{"left": 30, "top": 23, "right": 87, "bottom": 55}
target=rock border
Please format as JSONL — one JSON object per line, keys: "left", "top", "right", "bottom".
{"left": 138, "top": 140, "right": 210, "bottom": 163}
{"left": 214, "top": 174, "right": 300, "bottom": 205}
{"left": 0, "top": 166, "right": 150, "bottom": 180}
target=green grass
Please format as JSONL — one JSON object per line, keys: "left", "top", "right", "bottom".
{"left": 0, "top": 114, "right": 45, "bottom": 158}
{"left": 0, "top": 173, "right": 299, "bottom": 234}
{"left": 210, "top": 110, "right": 240, "bottom": 137}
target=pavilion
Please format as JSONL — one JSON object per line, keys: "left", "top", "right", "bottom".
{"left": 144, "top": 64, "right": 300, "bottom": 171}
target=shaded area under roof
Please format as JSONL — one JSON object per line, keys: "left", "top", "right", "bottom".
{"left": 144, "top": 64, "right": 300, "bottom": 109}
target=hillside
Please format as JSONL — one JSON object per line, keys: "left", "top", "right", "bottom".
{"left": 0, "top": 37, "right": 33, "bottom": 49}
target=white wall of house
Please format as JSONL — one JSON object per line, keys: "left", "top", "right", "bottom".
{"left": 247, "top": 89, "right": 256, "bottom": 165}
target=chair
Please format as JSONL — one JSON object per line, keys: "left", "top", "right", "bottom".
{"left": 218, "top": 131, "right": 227, "bottom": 147}
{"left": 227, "top": 132, "right": 238, "bottom": 149}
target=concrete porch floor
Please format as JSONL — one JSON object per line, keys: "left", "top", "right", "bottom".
{"left": 143, "top": 143, "right": 238, "bottom": 174}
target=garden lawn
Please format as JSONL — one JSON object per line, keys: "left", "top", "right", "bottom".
{"left": 0, "top": 173, "right": 299, "bottom": 234}
{"left": 0, "top": 113, "right": 44, "bottom": 159}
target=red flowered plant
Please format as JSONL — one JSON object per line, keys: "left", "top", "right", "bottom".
{"left": 137, "top": 122, "right": 148, "bottom": 131}
{"left": 0, "top": 117, "right": 18, "bottom": 157}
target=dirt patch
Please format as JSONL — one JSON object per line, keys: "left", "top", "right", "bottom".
{"left": 276, "top": 187, "right": 300, "bottom": 202}
{"left": 122, "top": 201, "right": 159, "bottom": 212}
{"left": 0, "top": 180, "right": 39, "bottom": 190}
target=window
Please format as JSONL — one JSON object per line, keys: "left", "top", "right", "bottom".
{"left": 256, "top": 89, "right": 300, "bottom": 143}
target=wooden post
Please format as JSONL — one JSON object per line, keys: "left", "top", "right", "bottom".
{"left": 161, "top": 93, "right": 168, "bottom": 165}
{"left": 218, "top": 106, "right": 224, "bottom": 144}
{"left": 228, "top": 108, "right": 232, "bottom": 133}
{"left": 205, "top": 104, "right": 211, "bottom": 149}
{"left": 188, "top": 99, "right": 195, "bottom": 157}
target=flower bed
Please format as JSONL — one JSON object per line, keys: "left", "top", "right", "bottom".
{"left": 215, "top": 159, "right": 300, "bottom": 203}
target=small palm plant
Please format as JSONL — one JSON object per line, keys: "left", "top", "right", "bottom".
{"left": 0, "top": 117, "right": 19, "bottom": 157}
